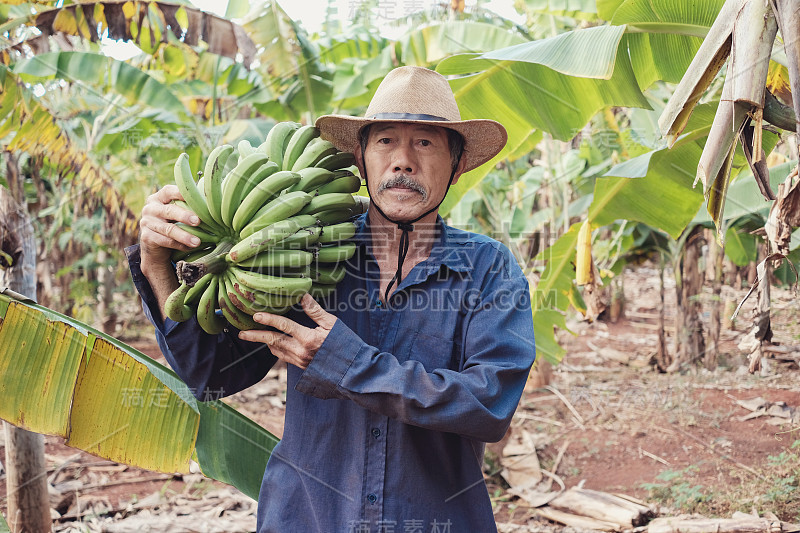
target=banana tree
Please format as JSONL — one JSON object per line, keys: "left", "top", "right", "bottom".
{"left": 0, "top": 289, "right": 277, "bottom": 501}
{"left": 1, "top": 1, "right": 255, "bottom": 67}
{"left": 658, "top": 0, "right": 799, "bottom": 244}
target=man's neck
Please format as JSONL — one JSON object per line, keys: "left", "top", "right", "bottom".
{"left": 366, "top": 208, "right": 439, "bottom": 276}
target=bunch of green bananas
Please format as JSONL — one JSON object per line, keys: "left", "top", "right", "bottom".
{"left": 164, "top": 122, "right": 364, "bottom": 334}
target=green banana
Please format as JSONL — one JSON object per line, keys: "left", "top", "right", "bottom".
{"left": 317, "top": 222, "right": 357, "bottom": 244}
{"left": 287, "top": 214, "right": 319, "bottom": 229}
{"left": 236, "top": 249, "right": 313, "bottom": 269}
{"left": 314, "top": 208, "right": 355, "bottom": 225}
{"left": 315, "top": 242, "right": 357, "bottom": 263}
{"left": 185, "top": 272, "right": 215, "bottom": 305}
{"left": 173, "top": 153, "right": 226, "bottom": 234}
{"left": 288, "top": 167, "right": 336, "bottom": 193}
{"left": 203, "top": 144, "right": 235, "bottom": 226}
{"left": 238, "top": 139, "right": 255, "bottom": 160}
{"left": 220, "top": 152, "right": 271, "bottom": 227}
{"left": 282, "top": 125, "right": 320, "bottom": 171}
{"left": 268, "top": 265, "right": 312, "bottom": 278}
{"left": 299, "top": 192, "right": 357, "bottom": 215}
{"left": 315, "top": 172, "right": 362, "bottom": 195}
{"left": 239, "top": 191, "right": 312, "bottom": 240}
{"left": 230, "top": 266, "right": 312, "bottom": 296}
{"left": 315, "top": 151, "right": 356, "bottom": 171}
{"left": 228, "top": 272, "right": 299, "bottom": 308}
{"left": 219, "top": 282, "right": 261, "bottom": 330}
{"left": 225, "top": 271, "right": 296, "bottom": 316}
{"left": 232, "top": 170, "right": 301, "bottom": 232}
{"left": 174, "top": 222, "right": 219, "bottom": 244}
{"left": 290, "top": 138, "right": 338, "bottom": 172}
{"left": 223, "top": 271, "right": 257, "bottom": 315}
{"left": 274, "top": 226, "right": 323, "bottom": 250}
{"left": 171, "top": 245, "right": 213, "bottom": 263}
{"left": 165, "top": 282, "right": 194, "bottom": 322}
{"left": 228, "top": 218, "right": 305, "bottom": 264}
{"left": 310, "top": 263, "right": 347, "bottom": 285}
{"left": 197, "top": 276, "right": 225, "bottom": 335}
{"left": 173, "top": 200, "right": 220, "bottom": 233}
{"left": 264, "top": 121, "right": 299, "bottom": 168}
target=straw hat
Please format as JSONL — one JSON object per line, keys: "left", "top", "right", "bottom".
{"left": 315, "top": 66, "right": 507, "bottom": 172}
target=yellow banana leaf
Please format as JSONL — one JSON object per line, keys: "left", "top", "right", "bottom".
{"left": 0, "top": 289, "right": 278, "bottom": 500}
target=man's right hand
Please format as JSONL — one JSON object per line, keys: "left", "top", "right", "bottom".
{"left": 139, "top": 184, "right": 204, "bottom": 321}
{"left": 140, "top": 185, "right": 203, "bottom": 269}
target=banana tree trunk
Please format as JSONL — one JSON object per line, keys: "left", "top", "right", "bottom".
{"left": 655, "top": 254, "right": 670, "bottom": 372}
{"left": 672, "top": 227, "right": 707, "bottom": 370}
{"left": 705, "top": 229, "right": 724, "bottom": 370}
{"left": 0, "top": 185, "right": 51, "bottom": 533}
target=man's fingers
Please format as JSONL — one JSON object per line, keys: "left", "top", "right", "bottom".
{"left": 155, "top": 184, "right": 184, "bottom": 203}
{"left": 164, "top": 203, "right": 201, "bottom": 226}
{"left": 141, "top": 218, "right": 200, "bottom": 249}
{"left": 239, "top": 330, "right": 311, "bottom": 370}
{"left": 301, "top": 294, "right": 337, "bottom": 329}
{"left": 164, "top": 222, "right": 201, "bottom": 248}
{"left": 252, "top": 312, "right": 303, "bottom": 336}
{"left": 142, "top": 197, "right": 199, "bottom": 226}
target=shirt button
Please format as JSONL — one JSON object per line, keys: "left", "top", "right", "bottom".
{"left": 367, "top": 493, "right": 377, "bottom": 504}
{"left": 376, "top": 300, "right": 382, "bottom": 307}
{"left": 371, "top": 427, "right": 381, "bottom": 438}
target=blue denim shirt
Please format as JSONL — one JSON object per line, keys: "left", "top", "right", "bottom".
{"left": 126, "top": 214, "right": 535, "bottom": 533}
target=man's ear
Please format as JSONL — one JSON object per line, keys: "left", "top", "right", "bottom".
{"left": 451, "top": 156, "right": 467, "bottom": 185}
{"left": 354, "top": 148, "right": 366, "bottom": 178}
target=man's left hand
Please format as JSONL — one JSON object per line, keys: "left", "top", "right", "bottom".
{"left": 238, "top": 293, "right": 337, "bottom": 370}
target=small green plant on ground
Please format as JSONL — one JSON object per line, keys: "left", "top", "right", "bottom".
{"left": 754, "top": 440, "right": 800, "bottom": 518}
{"left": 642, "top": 440, "right": 800, "bottom": 520}
{"left": 642, "top": 465, "right": 710, "bottom": 513}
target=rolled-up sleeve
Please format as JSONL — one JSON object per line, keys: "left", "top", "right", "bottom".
{"left": 125, "top": 244, "right": 277, "bottom": 399}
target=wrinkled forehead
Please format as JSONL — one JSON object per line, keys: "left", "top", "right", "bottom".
{"left": 365, "top": 122, "right": 451, "bottom": 140}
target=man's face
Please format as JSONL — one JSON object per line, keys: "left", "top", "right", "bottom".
{"left": 356, "top": 123, "right": 465, "bottom": 222}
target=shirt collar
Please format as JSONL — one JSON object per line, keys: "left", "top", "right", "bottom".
{"left": 353, "top": 212, "right": 474, "bottom": 276}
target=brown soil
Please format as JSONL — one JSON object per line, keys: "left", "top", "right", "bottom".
{"left": 2, "top": 267, "right": 800, "bottom": 531}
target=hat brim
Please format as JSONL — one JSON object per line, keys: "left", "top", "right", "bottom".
{"left": 315, "top": 115, "right": 507, "bottom": 173}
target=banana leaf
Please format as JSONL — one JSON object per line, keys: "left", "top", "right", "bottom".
{"left": 612, "top": 0, "right": 725, "bottom": 89}
{"left": 594, "top": 101, "right": 780, "bottom": 238}
{"left": 0, "top": 289, "right": 278, "bottom": 501}
{"left": 724, "top": 225, "right": 758, "bottom": 266}
{"left": 529, "top": 223, "right": 588, "bottom": 365}
{"left": 521, "top": 0, "right": 598, "bottom": 19}
{"left": 436, "top": 28, "right": 649, "bottom": 215}
{"left": 693, "top": 161, "right": 796, "bottom": 223}
{"left": 13, "top": 51, "right": 187, "bottom": 117}
{"left": 5, "top": 1, "right": 256, "bottom": 67}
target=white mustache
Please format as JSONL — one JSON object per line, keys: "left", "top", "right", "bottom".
{"left": 377, "top": 175, "right": 428, "bottom": 200}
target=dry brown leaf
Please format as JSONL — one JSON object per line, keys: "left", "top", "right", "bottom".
{"left": 766, "top": 168, "right": 800, "bottom": 255}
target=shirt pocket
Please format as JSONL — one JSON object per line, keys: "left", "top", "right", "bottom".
{"left": 408, "top": 331, "right": 457, "bottom": 372}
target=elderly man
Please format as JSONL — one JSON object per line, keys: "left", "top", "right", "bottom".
{"left": 129, "top": 66, "right": 535, "bottom": 532}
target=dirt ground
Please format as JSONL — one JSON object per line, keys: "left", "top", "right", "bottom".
{"left": 2, "top": 265, "right": 799, "bottom": 531}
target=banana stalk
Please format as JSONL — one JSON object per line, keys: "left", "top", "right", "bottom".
{"left": 177, "top": 239, "right": 234, "bottom": 286}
